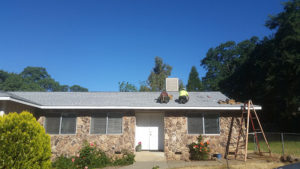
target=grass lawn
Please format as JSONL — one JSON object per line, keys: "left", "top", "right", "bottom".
{"left": 248, "top": 134, "right": 300, "bottom": 157}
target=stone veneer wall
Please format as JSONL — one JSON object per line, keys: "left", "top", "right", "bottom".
{"left": 37, "top": 110, "right": 135, "bottom": 159}
{"left": 164, "top": 111, "right": 244, "bottom": 161}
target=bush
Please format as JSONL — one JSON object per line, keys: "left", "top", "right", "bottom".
{"left": 52, "top": 141, "right": 135, "bottom": 169}
{"left": 113, "top": 150, "right": 135, "bottom": 166}
{"left": 188, "top": 135, "right": 210, "bottom": 160}
{"left": 52, "top": 155, "right": 73, "bottom": 169}
{"left": 0, "top": 111, "right": 52, "bottom": 168}
{"left": 73, "top": 141, "right": 111, "bottom": 169}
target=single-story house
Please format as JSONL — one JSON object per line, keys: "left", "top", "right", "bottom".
{"left": 0, "top": 91, "right": 261, "bottom": 160}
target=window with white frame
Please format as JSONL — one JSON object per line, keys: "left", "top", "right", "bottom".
{"left": 45, "top": 113, "right": 77, "bottom": 134}
{"left": 188, "top": 113, "right": 220, "bottom": 134}
{"left": 90, "top": 113, "right": 122, "bottom": 134}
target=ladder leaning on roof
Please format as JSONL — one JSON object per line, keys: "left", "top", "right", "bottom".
{"left": 226, "top": 100, "right": 271, "bottom": 161}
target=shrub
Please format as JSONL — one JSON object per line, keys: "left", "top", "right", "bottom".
{"left": 52, "top": 155, "right": 73, "bottom": 169}
{"left": 0, "top": 111, "right": 52, "bottom": 168}
{"left": 113, "top": 150, "right": 135, "bottom": 166}
{"left": 188, "top": 135, "right": 210, "bottom": 160}
{"left": 73, "top": 141, "right": 111, "bottom": 169}
{"left": 52, "top": 141, "right": 135, "bottom": 169}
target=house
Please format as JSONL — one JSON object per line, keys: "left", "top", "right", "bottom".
{"left": 0, "top": 91, "right": 261, "bottom": 160}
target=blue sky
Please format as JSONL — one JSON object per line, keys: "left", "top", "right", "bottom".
{"left": 0, "top": 0, "right": 285, "bottom": 91}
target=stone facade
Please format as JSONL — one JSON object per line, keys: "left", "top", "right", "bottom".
{"left": 37, "top": 110, "right": 135, "bottom": 159}
{"left": 1, "top": 102, "right": 244, "bottom": 161}
{"left": 164, "top": 111, "right": 244, "bottom": 160}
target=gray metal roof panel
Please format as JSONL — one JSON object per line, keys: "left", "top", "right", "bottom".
{"left": 7, "top": 91, "right": 243, "bottom": 107}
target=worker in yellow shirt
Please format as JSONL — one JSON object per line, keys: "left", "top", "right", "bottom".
{"left": 179, "top": 88, "right": 189, "bottom": 104}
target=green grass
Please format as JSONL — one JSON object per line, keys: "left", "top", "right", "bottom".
{"left": 248, "top": 134, "right": 300, "bottom": 157}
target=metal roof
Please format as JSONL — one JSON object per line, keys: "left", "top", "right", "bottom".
{"left": 0, "top": 91, "right": 261, "bottom": 110}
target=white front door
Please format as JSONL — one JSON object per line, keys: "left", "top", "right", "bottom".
{"left": 135, "top": 112, "right": 164, "bottom": 151}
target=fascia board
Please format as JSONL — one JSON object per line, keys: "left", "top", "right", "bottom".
{"left": 0, "top": 97, "right": 262, "bottom": 110}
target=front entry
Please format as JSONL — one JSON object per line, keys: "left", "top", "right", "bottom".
{"left": 135, "top": 112, "right": 164, "bottom": 151}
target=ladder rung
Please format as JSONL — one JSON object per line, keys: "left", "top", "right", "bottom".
{"left": 228, "top": 152, "right": 236, "bottom": 155}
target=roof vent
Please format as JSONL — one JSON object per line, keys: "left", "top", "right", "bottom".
{"left": 166, "top": 78, "right": 178, "bottom": 92}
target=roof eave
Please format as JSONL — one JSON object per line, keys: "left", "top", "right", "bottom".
{"left": 40, "top": 105, "right": 262, "bottom": 110}
{"left": 0, "top": 97, "right": 262, "bottom": 111}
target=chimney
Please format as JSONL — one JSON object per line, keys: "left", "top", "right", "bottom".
{"left": 166, "top": 78, "right": 179, "bottom": 92}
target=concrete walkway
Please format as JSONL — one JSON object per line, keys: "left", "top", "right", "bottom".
{"left": 119, "top": 151, "right": 224, "bottom": 169}
{"left": 119, "top": 160, "right": 224, "bottom": 169}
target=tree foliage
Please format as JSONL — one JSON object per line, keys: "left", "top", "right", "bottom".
{"left": 187, "top": 66, "right": 203, "bottom": 91}
{"left": 0, "top": 111, "right": 52, "bottom": 169}
{"left": 69, "top": 85, "right": 88, "bottom": 92}
{"left": 147, "top": 56, "right": 172, "bottom": 91}
{"left": 118, "top": 81, "right": 137, "bottom": 92}
{"left": 201, "top": 0, "right": 300, "bottom": 131}
{"left": 201, "top": 37, "right": 259, "bottom": 90}
{"left": 0, "top": 66, "right": 88, "bottom": 92}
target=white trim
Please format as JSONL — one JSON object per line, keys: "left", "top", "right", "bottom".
{"left": 0, "top": 110, "right": 4, "bottom": 116}
{"left": 0, "top": 96, "right": 262, "bottom": 110}
{"left": 59, "top": 115, "right": 62, "bottom": 135}
{"left": 40, "top": 106, "right": 262, "bottom": 110}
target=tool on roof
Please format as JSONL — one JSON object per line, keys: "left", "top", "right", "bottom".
{"left": 225, "top": 100, "right": 271, "bottom": 161}
{"left": 218, "top": 99, "right": 241, "bottom": 105}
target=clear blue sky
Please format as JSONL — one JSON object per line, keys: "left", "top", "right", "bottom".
{"left": 0, "top": 0, "right": 285, "bottom": 91}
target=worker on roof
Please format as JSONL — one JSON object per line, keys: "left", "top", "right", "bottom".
{"left": 159, "top": 90, "right": 169, "bottom": 103}
{"left": 178, "top": 88, "right": 189, "bottom": 104}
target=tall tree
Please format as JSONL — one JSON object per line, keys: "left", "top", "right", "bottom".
{"left": 205, "top": 0, "right": 300, "bottom": 131}
{"left": 186, "top": 66, "right": 203, "bottom": 91}
{"left": 178, "top": 79, "right": 185, "bottom": 90}
{"left": 0, "top": 67, "right": 88, "bottom": 92}
{"left": 201, "top": 37, "right": 259, "bottom": 90}
{"left": 147, "top": 56, "right": 172, "bottom": 91}
{"left": 118, "top": 81, "right": 137, "bottom": 92}
{"left": 139, "top": 81, "right": 151, "bottom": 92}
{"left": 20, "top": 67, "right": 50, "bottom": 82}
{"left": 69, "top": 85, "right": 88, "bottom": 92}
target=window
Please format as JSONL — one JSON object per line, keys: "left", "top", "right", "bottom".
{"left": 188, "top": 113, "right": 219, "bottom": 134}
{"left": 91, "top": 113, "right": 123, "bottom": 134}
{"left": 45, "top": 114, "right": 76, "bottom": 134}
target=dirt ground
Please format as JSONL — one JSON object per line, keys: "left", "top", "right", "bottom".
{"left": 172, "top": 153, "right": 290, "bottom": 169}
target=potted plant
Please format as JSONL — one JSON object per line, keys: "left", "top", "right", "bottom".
{"left": 135, "top": 142, "right": 142, "bottom": 152}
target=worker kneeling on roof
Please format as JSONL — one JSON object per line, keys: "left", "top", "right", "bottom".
{"left": 179, "top": 88, "right": 189, "bottom": 104}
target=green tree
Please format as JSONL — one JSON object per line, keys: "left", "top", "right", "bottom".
{"left": 0, "top": 67, "right": 89, "bottom": 92}
{"left": 70, "top": 85, "right": 88, "bottom": 92}
{"left": 20, "top": 66, "right": 50, "bottom": 82}
{"left": 118, "top": 81, "right": 137, "bottom": 92}
{"left": 209, "top": 0, "right": 300, "bottom": 131}
{"left": 0, "top": 70, "right": 9, "bottom": 83}
{"left": 179, "top": 79, "right": 185, "bottom": 90}
{"left": 60, "top": 85, "right": 69, "bottom": 92}
{"left": 147, "top": 56, "right": 172, "bottom": 91}
{"left": 201, "top": 37, "right": 259, "bottom": 90}
{"left": 187, "top": 66, "right": 203, "bottom": 91}
{"left": 139, "top": 81, "right": 151, "bottom": 92}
